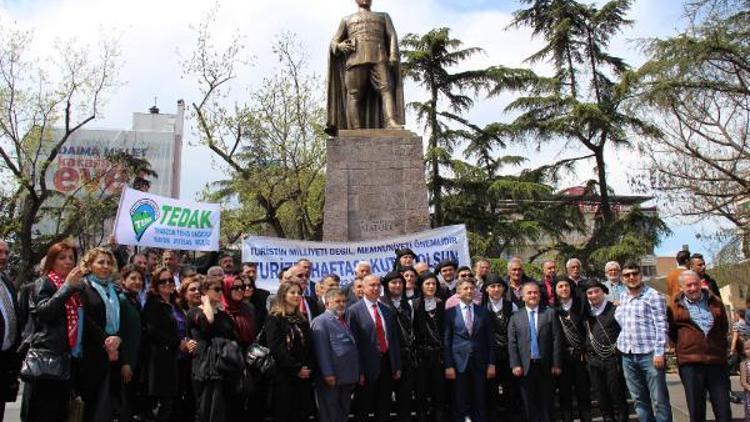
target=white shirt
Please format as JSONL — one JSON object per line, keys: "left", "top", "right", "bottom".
{"left": 560, "top": 299, "right": 573, "bottom": 312}
{"left": 460, "top": 302, "right": 474, "bottom": 329}
{"left": 364, "top": 297, "right": 388, "bottom": 345}
{"left": 590, "top": 300, "right": 608, "bottom": 317}
{"left": 489, "top": 297, "right": 504, "bottom": 313}
{"left": 0, "top": 279, "right": 14, "bottom": 351}
{"left": 423, "top": 297, "right": 437, "bottom": 312}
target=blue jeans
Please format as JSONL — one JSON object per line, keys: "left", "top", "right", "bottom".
{"left": 621, "top": 352, "right": 673, "bottom": 422}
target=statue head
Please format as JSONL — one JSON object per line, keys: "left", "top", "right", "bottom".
{"left": 356, "top": 0, "right": 372, "bottom": 9}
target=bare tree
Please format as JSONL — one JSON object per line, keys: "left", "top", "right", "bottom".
{"left": 633, "top": 0, "right": 750, "bottom": 233}
{"left": 0, "top": 20, "right": 122, "bottom": 284}
{"left": 184, "top": 12, "right": 326, "bottom": 241}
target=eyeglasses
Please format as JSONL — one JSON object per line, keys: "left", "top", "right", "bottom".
{"left": 158, "top": 278, "right": 175, "bottom": 285}
{"left": 622, "top": 272, "right": 640, "bottom": 278}
{"left": 230, "top": 285, "right": 246, "bottom": 292}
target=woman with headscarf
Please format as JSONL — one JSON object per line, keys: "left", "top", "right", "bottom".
{"left": 77, "top": 247, "right": 123, "bottom": 422}
{"left": 21, "top": 241, "right": 82, "bottom": 422}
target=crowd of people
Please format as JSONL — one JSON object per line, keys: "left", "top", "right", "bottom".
{"left": 0, "top": 239, "right": 742, "bottom": 422}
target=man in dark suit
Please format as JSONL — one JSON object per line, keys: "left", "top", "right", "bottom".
{"left": 508, "top": 281, "right": 563, "bottom": 422}
{"left": 444, "top": 278, "right": 495, "bottom": 422}
{"left": 346, "top": 274, "right": 402, "bottom": 422}
{"left": 287, "top": 263, "right": 323, "bottom": 323}
{"left": 0, "top": 240, "right": 19, "bottom": 420}
{"left": 312, "top": 288, "right": 360, "bottom": 422}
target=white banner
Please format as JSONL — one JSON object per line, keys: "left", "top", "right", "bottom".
{"left": 243, "top": 225, "right": 470, "bottom": 292}
{"left": 113, "top": 187, "right": 220, "bottom": 251}
{"left": 46, "top": 129, "right": 177, "bottom": 197}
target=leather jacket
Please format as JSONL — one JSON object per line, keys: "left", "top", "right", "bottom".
{"left": 26, "top": 276, "right": 82, "bottom": 355}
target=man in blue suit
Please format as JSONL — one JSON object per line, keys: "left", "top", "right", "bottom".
{"left": 346, "top": 274, "right": 402, "bottom": 422}
{"left": 312, "top": 288, "right": 360, "bottom": 422}
{"left": 508, "top": 281, "right": 563, "bottom": 422}
{"left": 444, "top": 278, "right": 495, "bottom": 422}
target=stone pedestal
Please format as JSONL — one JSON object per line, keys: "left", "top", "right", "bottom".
{"left": 323, "top": 129, "right": 430, "bottom": 241}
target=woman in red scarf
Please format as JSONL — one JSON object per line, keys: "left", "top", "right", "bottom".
{"left": 222, "top": 275, "right": 257, "bottom": 420}
{"left": 21, "top": 241, "right": 83, "bottom": 422}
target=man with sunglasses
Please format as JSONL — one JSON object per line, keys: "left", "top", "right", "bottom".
{"left": 615, "top": 262, "right": 672, "bottom": 422}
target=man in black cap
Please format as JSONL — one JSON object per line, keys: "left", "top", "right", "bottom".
{"left": 393, "top": 248, "right": 418, "bottom": 272}
{"left": 435, "top": 259, "right": 458, "bottom": 301}
{"left": 482, "top": 274, "right": 520, "bottom": 421}
{"left": 584, "top": 279, "right": 629, "bottom": 422}
{"left": 379, "top": 272, "right": 415, "bottom": 422}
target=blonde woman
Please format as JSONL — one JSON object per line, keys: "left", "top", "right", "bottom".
{"left": 77, "top": 247, "right": 122, "bottom": 422}
{"left": 266, "top": 282, "right": 314, "bottom": 422}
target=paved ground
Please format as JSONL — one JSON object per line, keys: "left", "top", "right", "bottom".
{"left": 3, "top": 374, "right": 747, "bottom": 421}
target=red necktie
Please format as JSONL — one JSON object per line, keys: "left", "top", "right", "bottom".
{"left": 372, "top": 303, "right": 388, "bottom": 354}
{"left": 300, "top": 298, "right": 310, "bottom": 322}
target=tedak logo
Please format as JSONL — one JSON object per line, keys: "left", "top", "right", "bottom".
{"left": 130, "top": 198, "right": 160, "bottom": 241}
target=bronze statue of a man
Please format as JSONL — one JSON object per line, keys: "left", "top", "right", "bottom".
{"left": 326, "top": 0, "right": 406, "bottom": 135}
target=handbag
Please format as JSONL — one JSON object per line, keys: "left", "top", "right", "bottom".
{"left": 245, "top": 326, "right": 275, "bottom": 375}
{"left": 66, "top": 396, "right": 84, "bottom": 422}
{"left": 215, "top": 338, "right": 245, "bottom": 374}
{"left": 245, "top": 342, "right": 275, "bottom": 375}
{"left": 19, "top": 348, "right": 71, "bottom": 382}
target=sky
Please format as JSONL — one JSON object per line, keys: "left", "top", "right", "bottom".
{"left": 0, "top": 0, "right": 721, "bottom": 258}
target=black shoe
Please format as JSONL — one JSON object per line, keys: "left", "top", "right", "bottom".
{"left": 729, "top": 391, "right": 743, "bottom": 404}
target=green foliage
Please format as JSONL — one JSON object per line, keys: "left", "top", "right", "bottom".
{"left": 187, "top": 25, "right": 326, "bottom": 242}
{"left": 401, "top": 28, "right": 507, "bottom": 227}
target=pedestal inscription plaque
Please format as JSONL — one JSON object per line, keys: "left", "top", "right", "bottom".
{"left": 322, "top": 129, "right": 430, "bottom": 241}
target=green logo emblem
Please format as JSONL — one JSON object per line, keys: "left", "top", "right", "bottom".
{"left": 130, "top": 199, "right": 160, "bottom": 241}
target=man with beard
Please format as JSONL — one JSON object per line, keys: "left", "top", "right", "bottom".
{"left": 604, "top": 261, "right": 625, "bottom": 306}
{"left": 312, "top": 288, "right": 360, "bottom": 422}
{"left": 379, "top": 272, "right": 415, "bottom": 422}
{"left": 565, "top": 258, "right": 586, "bottom": 300}
{"left": 584, "top": 280, "right": 629, "bottom": 422}
{"left": 615, "top": 262, "right": 672, "bottom": 422}
{"left": 688, "top": 253, "right": 720, "bottom": 297}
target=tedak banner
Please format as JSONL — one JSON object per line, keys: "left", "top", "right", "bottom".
{"left": 243, "top": 225, "right": 470, "bottom": 293}
{"left": 114, "top": 187, "right": 220, "bottom": 252}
